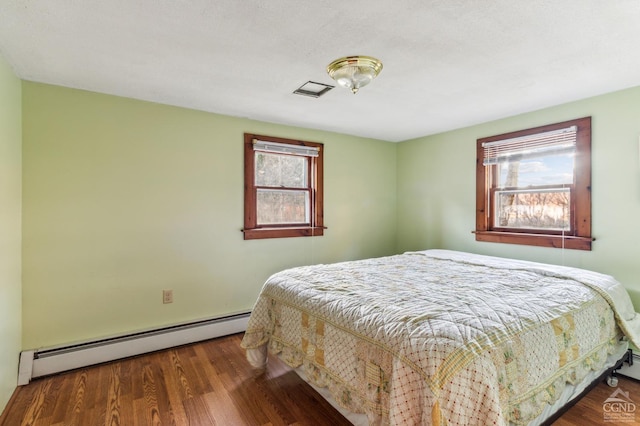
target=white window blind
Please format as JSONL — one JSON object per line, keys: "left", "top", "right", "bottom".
{"left": 253, "top": 139, "right": 319, "bottom": 157}
{"left": 482, "top": 125, "right": 577, "bottom": 165}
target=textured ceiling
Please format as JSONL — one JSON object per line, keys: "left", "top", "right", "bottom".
{"left": 2, "top": 1, "right": 640, "bottom": 142}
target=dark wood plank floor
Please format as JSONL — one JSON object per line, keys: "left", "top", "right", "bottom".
{"left": 1, "top": 333, "right": 638, "bottom": 425}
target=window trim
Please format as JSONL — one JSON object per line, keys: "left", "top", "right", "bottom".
{"left": 475, "top": 117, "right": 593, "bottom": 250}
{"left": 243, "top": 133, "right": 324, "bottom": 240}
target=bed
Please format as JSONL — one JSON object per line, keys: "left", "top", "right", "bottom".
{"left": 241, "top": 250, "right": 640, "bottom": 425}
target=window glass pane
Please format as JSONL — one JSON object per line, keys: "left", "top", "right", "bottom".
{"left": 256, "top": 189, "right": 310, "bottom": 225}
{"left": 494, "top": 188, "right": 571, "bottom": 230}
{"left": 497, "top": 153, "right": 574, "bottom": 188}
{"left": 255, "top": 152, "right": 307, "bottom": 188}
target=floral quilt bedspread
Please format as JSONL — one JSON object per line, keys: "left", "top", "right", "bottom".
{"left": 241, "top": 250, "right": 639, "bottom": 425}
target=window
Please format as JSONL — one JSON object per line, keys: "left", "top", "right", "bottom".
{"left": 243, "top": 133, "right": 324, "bottom": 240}
{"left": 475, "top": 117, "right": 592, "bottom": 250}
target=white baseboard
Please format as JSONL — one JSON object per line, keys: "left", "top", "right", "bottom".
{"left": 18, "top": 312, "right": 250, "bottom": 385}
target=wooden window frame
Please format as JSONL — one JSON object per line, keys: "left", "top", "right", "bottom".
{"left": 475, "top": 117, "right": 593, "bottom": 250}
{"left": 243, "top": 133, "right": 324, "bottom": 240}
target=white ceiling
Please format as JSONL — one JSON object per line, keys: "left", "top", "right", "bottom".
{"left": 2, "top": 1, "right": 640, "bottom": 142}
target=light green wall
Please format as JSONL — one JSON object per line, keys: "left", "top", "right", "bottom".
{"left": 22, "top": 82, "right": 397, "bottom": 349}
{"left": 17, "top": 77, "right": 640, "bottom": 375}
{"left": 0, "top": 55, "right": 22, "bottom": 413}
{"left": 397, "top": 86, "right": 640, "bottom": 309}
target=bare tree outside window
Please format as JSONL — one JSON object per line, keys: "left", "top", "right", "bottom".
{"left": 496, "top": 188, "right": 570, "bottom": 230}
{"left": 497, "top": 161, "right": 520, "bottom": 227}
{"left": 255, "top": 152, "right": 309, "bottom": 225}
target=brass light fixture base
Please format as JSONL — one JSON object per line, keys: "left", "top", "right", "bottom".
{"left": 327, "top": 56, "right": 383, "bottom": 94}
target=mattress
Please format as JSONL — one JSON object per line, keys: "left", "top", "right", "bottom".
{"left": 241, "top": 250, "right": 640, "bottom": 425}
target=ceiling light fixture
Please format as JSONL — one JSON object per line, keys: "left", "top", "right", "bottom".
{"left": 326, "top": 56, "right": 383, "bottom": 94}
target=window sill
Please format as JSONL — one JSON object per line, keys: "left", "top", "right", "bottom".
{"left": 474, "top": 231, "right": 593, "bottom": 251}
{"left": 243, "top": 226, "right": 325, "bottom": 240}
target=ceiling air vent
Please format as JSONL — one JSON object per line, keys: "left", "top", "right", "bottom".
{"left": 293, "top": 81, "right": 334, "bottom": 98}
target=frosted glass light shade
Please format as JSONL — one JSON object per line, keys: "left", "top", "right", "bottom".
{"left": 327, "top": 56, "right": 383, "bottom": 94}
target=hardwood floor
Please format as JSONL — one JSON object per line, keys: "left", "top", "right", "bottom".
{"left": 0, "top": 334, "right": 350, "bottom": 426}
{"left": 1, "top": 333, "right": 638, "bottom": 425}
{"left": 551, "top": 374, "right": 640, "bottom": 426}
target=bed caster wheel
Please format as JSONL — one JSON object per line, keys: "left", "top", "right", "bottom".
{"left": 607, "top": 375, "right": 619, "bottom": 387}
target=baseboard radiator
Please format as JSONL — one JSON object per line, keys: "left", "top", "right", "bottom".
{"left": 18, "top": 311, "right": 250, "bottom": 385}
{"left": 618, "top": 352, "right": 640, "bottom": 381}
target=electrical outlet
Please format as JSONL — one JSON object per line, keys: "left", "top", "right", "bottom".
{"left": 163, "top": 289, "right": 173, "bottom": 304}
